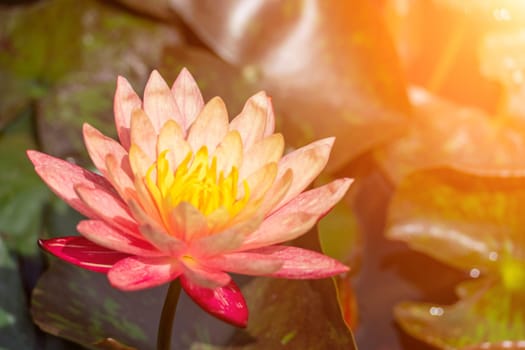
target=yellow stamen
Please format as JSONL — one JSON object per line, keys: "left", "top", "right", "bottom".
{"left": 145, "top": 147, "right": 250, "bottom": 221}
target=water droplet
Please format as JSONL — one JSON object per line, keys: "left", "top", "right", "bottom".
{"left": 429, "top": 306, "right": 444, "bottom": 316}
{"left": 469, "top": 268, "right": 480, "bottom": 278}
{"left": 489, "top": 251, "right": 498, "bottom": 261}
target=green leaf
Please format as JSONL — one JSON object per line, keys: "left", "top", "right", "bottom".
{"left": 395, "top": 279, "right": 525, "bottom": 349}
{"left": 318, "top": 196, "right": 360, "bottom": 264}
{"left": 0, "top": 71, "right": 41, "bottom": 130}
{"left": 32, "top": 261, "right": 159, "bottom": 349}
{"left": 1, "top": 0, "right": 182, "bottom": 160}
{"left": 0, "top": 114, "right": 50, "bottom": 256}
{"left": 317, "top": 190, "right": 360, "bottom": 330}
{"left": 0, "top": 238, "right": 37, "bottom": 349}
{"left": 32, "top": 259, "right": 241, "bottom": 349}
{"left": 0, "top": 0, "right": 82, "bottom": 82}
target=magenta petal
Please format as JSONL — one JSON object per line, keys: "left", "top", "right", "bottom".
{"left": 180, "top": 275, "right": 248, "bottom": 327}
{"left": 77, "top": 220, "right": 160, "bottom": 257}
{"left": 39, "top": 237, "right": 130, "bottom": 273}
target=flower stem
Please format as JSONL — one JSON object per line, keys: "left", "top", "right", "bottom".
{"left": 157, "top": 279, "right": 182, "bottom": 350}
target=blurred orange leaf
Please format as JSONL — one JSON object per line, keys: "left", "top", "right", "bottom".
{"left": 376, "top": 87, "right": 525, "bottom": 183}
{"left": 170, "top": 0, "right": 410, "bottom": 172}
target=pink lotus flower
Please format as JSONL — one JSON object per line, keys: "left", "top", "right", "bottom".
{"left": 28, "top": 69, "right": 351, "bottom": 327}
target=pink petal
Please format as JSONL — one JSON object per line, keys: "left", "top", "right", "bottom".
{"left": 248, "top": 246, "right": 349, "bottom": 279}
{"left": 180, "top": 276, "right": 248, "bottom": 327}
{"left": 192, "top": 216, "right": 263, "bottom": 256}
{"left": 206, "top": 252, "right": 282, "bottom": 276}
{"left": 27, "top": 150, "right": 114, "bottom": 219}
{"left": 168, "top": 202, "right": 209, "bottom": 241}
{"left": 214, "top": 130, "right": 243, "bottom": 176}
{"left": 180, "top": 260, "right": 231, "bottom": 289}
{"left": 257, "top": 168, "right": 293, "bottom": 216}
{"left": 108, "top": 256, "right": 182, "bottom": 291}
{"left": 242, "top": 162, "right": 277, "bottom": 203}
{"left": 75, "top": 185, "right": 137, "bottom": 234}
{"left": 143, "top": 70, "right": 184, "bottom": 132}
{"left": 138, "top": 223, "right": 186, "bottom": 255}
{"left": 240, "top": 211, "right": 318, "bottom": 250}
{"left": 131, "top": 174, "right": 163, "bottom": 223}
{"left": 273, "top": 178, "right": 353, "bottom": 218}
{"left": 128, "top": 143, "right": 153, "bottom": 179}
{"left": 239, "top": 133, "right": 284, "bottom": 179}
{"left": 263, "top": 95, "right": 276, "bottom": 137}
{"left": 77, "top": 220, "right": 160, "bottom": 257}
{"left": 156, "top": 120, "right": 191, "bottom": 169}
{"left": 187, "top": 97, "right": 229, "bottom": 153}
{"left": 240, "top": 179, "right": 352, "bottom": 250}
{"left": 127, "top": 200, "right": 186, "bottom": 255}
{"left": 229, "top": 92, "right": 269, "bottom": 149}
{"left": 171, "top": 67, "right": 204, "bottom": 131}
{"left": 130, "top": 108, "right": 157, "bottom": 160}
{"left": 105, "top": 154, "right": 138, "bottom": 203}
{"left": 274, "top": 137, "right": 335, "bottom": 211}
{"left": 114, "top": 76, "right": 142, "bottom": 150}
{"left": 39, "top": 237, "right": 130, "bottom": 273}
{"left": 82, "top": 123, "right": 131, "bottom": 178}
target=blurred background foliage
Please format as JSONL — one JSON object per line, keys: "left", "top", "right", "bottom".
{"left": 1, "top": 0, "right": 525, "bottom": 349}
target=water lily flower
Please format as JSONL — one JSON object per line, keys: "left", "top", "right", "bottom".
{"left": 28, "top": 69, "right": 352, "bottom": 327}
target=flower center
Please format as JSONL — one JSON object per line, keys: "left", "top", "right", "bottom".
{"left": 145, "top": 147, "right": 250, "bottom": 219}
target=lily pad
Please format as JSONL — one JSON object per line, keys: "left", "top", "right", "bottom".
{"left": 387, "top": 168, "right": 525, "bottom": 347}
{"left": 170, "top": 0, "right": 410, "bottom": 172}
{"left": 395, "top": 278, "right": 525, "bottom": 349}
{"left": 376, "top": 87, "right": 525, "bottom": 183}
{"left": 190, "top": 277, "right": 357, "bottom": 350}
{"left": 386, "top": 168, "right": 525, "bottom": 274}
{"left": 32, "top": 260, "right": 160, "bottom": 349}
